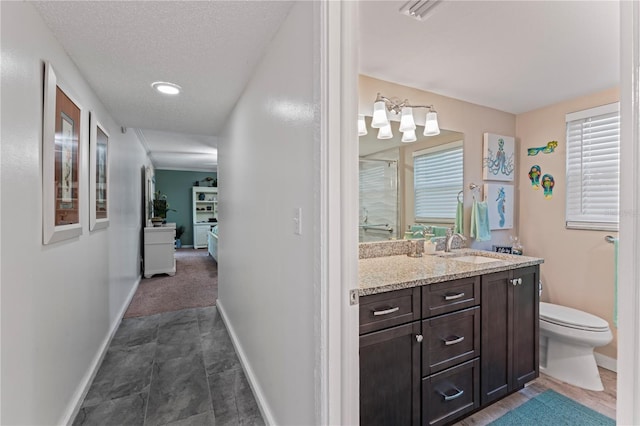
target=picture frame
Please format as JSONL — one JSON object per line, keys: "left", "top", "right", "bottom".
{"left": 89, "top": 111, "right": 109, "bottom": 230}
{"left": 42, "top": 62, "right": 83, "bottom": 244}
{"left": 484, "top": 183, "right": 514, "bottom": 230}
{"left": 482, "top": 132, "right": 515, "bottom": 181}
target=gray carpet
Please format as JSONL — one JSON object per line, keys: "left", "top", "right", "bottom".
{"left": 73, "top": 307, "right": 264, "bottom": 426}
{"left": 125, "top": 249, "right": 217, "bottom": 318}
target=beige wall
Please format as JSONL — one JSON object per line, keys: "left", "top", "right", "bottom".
{"left": 516, "top": 87, "right": 619, "bottom": 359}
{"left": 359, "top": 75, "right": 516, "bottom": 249}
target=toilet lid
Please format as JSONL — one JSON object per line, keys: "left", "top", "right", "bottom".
{"left": 540, "top": 302, "right": 610, "bottom": 332}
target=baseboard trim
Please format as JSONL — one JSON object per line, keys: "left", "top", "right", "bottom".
{"left": 59, "top": 275, "right": 142, "bottom": 426}
{"left": 594, "top": 352, "right": 618, "bottom": 372}
{"left": 216, "top": 299, "right": 275, "bottom": 425}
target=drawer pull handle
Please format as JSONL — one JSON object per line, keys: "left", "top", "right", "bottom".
{"left": 443, "top": 336, "right": 465, "bottom": 346}
{"left": 444, "top": 292, "right": 465, "bottom": 301}
{"left": 440, "top": 388, "right": 464, "bottom": 401}
{"left": 373, "top": 307, "right": 400, "bottom": 316}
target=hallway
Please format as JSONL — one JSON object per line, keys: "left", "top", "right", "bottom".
{"left": 73, "top": 248, "right": 260, "bottom": 425}
{"left": 73, "top": 306, "right": 263, "bottom": 425}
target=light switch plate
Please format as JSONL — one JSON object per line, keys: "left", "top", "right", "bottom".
{"left": 293, "top": 207, "right": 302, "bottom": 235}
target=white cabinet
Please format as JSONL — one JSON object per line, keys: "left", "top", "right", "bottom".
{"left": 144, "top": 225, "right": 176, "bottom": 278}
{"left": 193, "top": 187, "right": 217, "bottom": 249}
{"left": 194, "top": 223, "right": 211, "bottom": 249}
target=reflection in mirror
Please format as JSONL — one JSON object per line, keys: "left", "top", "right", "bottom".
{"left": 359, "top": 116, "right": 464, "bottom": 242}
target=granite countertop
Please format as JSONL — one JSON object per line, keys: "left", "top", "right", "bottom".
{"left": 359, "top": 248, "right": 544, "bottom": 296}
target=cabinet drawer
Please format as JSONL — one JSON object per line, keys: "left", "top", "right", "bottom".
{"left": 145, "top": 229, "right": 175, "bottom": 244}
{"left": 422, "top": 306, "right": 480, "bottom": 375}
{"left": 359, "top": 288, "right": 420, "bottom": 335}
{"left": 422, "top": 276, "right": 480, "bottom": 318}
{"left": 422, "top": 358, "right": 479, "bottom": 426}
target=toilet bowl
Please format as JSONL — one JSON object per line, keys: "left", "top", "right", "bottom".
{"left": 539, "top": 302, "right": 612, "bottom": 391}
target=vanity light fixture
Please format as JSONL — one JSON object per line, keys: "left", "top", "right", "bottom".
{"left": 358, "top": 114, "right": 368, "bottom": 136}
{"left": 364, "top": 92, "right": 440, "bottom": 141}
{"left": 377, "top": 123, "right": 393, "bottom": 140}
{"left": 151, "top": 81, "right": 182, "bottom": 95}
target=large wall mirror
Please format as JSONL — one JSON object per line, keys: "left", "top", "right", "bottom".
{"left": 359, "top": 116, "right": 464, "bottom": 242}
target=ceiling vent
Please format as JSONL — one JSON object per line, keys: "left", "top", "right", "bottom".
{"left": 399, "top": 0, "right": 443, "bottom": 21}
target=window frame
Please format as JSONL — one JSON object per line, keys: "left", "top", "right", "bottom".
{"left": 565, "top": 102, "right": 620, "bottom": 231}
{"left": 412, "top": 140, "right": 464, "bottom": 224}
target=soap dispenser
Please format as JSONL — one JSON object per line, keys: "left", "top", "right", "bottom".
{"left": 424, "top": 238, "right": 436, "bottom": 255}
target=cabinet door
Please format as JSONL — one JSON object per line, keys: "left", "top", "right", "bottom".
{"left": 360, "top": 322, "right": 421, "bottom": 426}
{"left": 480, "top": 271, "right": 511, "bottom": 406}
{"left": 194, "top": 225, "right": 209, "bottom": 248}
{"left": 512, "top": 266, "right": 539, "bottom": 388}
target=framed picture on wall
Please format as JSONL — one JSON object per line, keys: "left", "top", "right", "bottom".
{"left": 89, "top": 111, "right": 109, "bottom": 230}
{"left": 42, "top": 62, "right": 83, "bottom": 244}
{"left": 484, "top": 183, "right": 514, "bottom": 230}
{"left": 482, "top": 132, "right": 515, "bottom": 181}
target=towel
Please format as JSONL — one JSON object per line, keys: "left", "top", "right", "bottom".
{"left": 470, "top": 200, "right": 491, "bottom": 241}
{"left": 431, "top": 226, "right": 449, "bottom": 237}
{"left": 614, "top": 237, "right": 618, "bottom": 328}
{"left": 454, "top": 200, "right": 464, "bottom": 234}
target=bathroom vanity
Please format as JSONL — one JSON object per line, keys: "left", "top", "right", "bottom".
{"left": 358, "top": 244, "right": 543, "bottom": 425}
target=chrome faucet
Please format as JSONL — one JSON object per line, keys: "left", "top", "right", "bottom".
{"left": 445, "top": 228, "right": 466, "bottom": 252}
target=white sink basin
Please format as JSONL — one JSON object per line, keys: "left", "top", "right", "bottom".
{"left": 451, "top": 255, "right": 501, "bottom": 264}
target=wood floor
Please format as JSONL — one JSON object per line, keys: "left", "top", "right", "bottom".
{"left": 455, "top": 367, "right": 617, "bottom": 425}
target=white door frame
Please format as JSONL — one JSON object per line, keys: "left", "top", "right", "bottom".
{"left": 617, "top": 1, "right": 640, "bottom": 424}
{"left": 320, "top": 1, "right": 359, "bottom": 424}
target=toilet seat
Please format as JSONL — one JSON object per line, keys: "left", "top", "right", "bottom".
{"left": 540, "top": 302, "right": 610, "bottom": 332}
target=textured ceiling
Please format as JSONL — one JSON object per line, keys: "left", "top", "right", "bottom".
{"left": 359, "top": 1, "right": 619, "bottom": 114}
{"left": 32, "top": 1, "right": 293, "bottom": 135}
{"left": 32, "top": 1, "right": 619, "bottom": 171}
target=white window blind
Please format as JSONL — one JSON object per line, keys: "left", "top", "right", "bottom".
{"left": 413, "top": 141, "right": 463, "bottom": 222}
{"left": 566, "top": 102, "right": 620, "bottom": 231}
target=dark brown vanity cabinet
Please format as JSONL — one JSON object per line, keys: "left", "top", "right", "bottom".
{"left": 359, "top": 266, "right": 539, "bottom": 425}
{"left": 480, "top": 266, "right": 539, "bottom": 406}
{"left": 359, "top": 288, "right": 421, "bottom": 426}
{"left": 421, "top": 278, "right": 481, "bottom": 426}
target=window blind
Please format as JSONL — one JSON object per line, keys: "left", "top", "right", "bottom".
{"left": 413, "top": 141, "right": 463, "bottom": 222}
{"left": 565, "top": 102, "right": 620, "bottom": 231}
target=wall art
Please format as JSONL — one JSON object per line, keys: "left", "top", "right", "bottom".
{"left": 42, "top": 62, "right": 83, "bottom": 244}
{"left": 483, "top": 133, "right": 515, "bottom": 181}
{"left": 527, "top": 140, "right": 558, "bottom": 156}
{"left": 89, "top": 112, "right": 109, "bottom": 230}
{"left": 484, "top": 183, "right": 514, "bottom": 230}
{"left": 541, "top": 174, "right": 555, "bottom": 199}
{"left": 528, "top": 165, "right": 541, "bottom": 189}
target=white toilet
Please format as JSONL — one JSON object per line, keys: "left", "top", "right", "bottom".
{"left": 539, "top": 302, "right": 613, "bottom": 391}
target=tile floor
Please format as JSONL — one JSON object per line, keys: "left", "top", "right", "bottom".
{"left": 73, "top": 307, "right": 264, "bottom": 426}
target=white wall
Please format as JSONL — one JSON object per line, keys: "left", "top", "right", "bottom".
{"left": 0, "top": 3, "right": 151, "bottom": 424}
{"left": 217, "top": 2, "right": 320, "bottom": 424}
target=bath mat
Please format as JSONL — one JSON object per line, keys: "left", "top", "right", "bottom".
{"left": 489, "top": 389, "right": 614, "bottom": 425}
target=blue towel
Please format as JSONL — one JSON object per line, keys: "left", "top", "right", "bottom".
{"left": 614, "top": 237, "right": 618, "bottom": 328}
{"left": 470, "top": 200, "right": 491, "bottom": 241}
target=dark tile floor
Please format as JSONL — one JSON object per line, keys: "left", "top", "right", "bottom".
{"left": 73, "top": 307, "right": 264, "bottom": 426}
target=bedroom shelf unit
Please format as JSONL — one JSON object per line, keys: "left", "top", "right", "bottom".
{"left": 193, "top": 187, "right": 218, "bottom": 249}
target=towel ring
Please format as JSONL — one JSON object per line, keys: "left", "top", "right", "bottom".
{"left": 457, "top": 190, "right": 463, "bottom": 203}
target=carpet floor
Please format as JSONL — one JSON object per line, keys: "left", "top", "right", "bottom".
{"left": 124, "top": 248, "right": 217, "bottom": 318}
{"left": 489, "top": 389, "right": 615, "bottom": 425}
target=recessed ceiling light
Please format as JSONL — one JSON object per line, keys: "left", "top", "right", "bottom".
{"left": 151, "top": 81, "right": 182, "bottom": 95}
